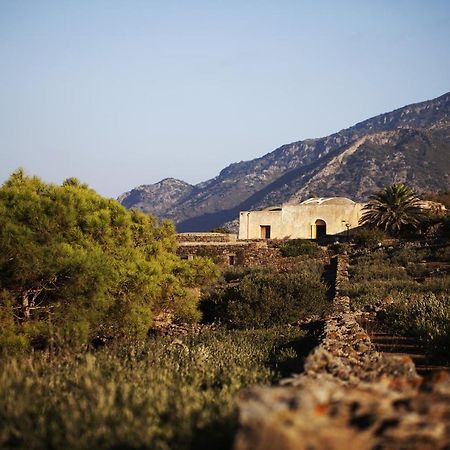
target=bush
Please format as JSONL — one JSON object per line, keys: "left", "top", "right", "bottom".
{"left": 439, "top": 216, "right": 450, "bottom": 240}
{"left": 433, "top": 245, "right": 450, "bottom": 262}
{"left": 352, "top": 227, "right": 388, "bottom": 247}
{"left": 328, "top": 242, "right": 352, "bottom": 255}
{"left": 0, "top": 170, "right": 218, "bottom": 351}
{"left": 201, "top": 266, "right": 329, "bottom": 328}
{"left": 350, "top": 262, "right": 408, "bottom": 283}
{"left": 278, "top": 239, "right": 322, "bottom": 257}
{"left": 342, "top": 278, "right": 421, "bottom": 310}
{"left": 378, "top": 293, "right": 450, "bottom": 361}
{"left": 389, "top": 247, "right": 427, "bottom": 265}
{"left": 404, "top": 263, "right": 430, "bottom": 279}
{"left": 222, "top": 267, "right": 253, "bottom": 283}
{"left": 0, "top": 328, "right": 305, "bottom": 450}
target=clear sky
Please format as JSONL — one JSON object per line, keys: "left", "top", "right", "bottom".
{"left": 1, "top": 0, "right": 449, "bottom": 198}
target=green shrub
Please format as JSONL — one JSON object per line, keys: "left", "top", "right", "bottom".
{"left": 347, "top": 251, "right": 408, "bottom": 282}
{"left": 422, "top": 275, "right": 450, "bottom": 294}
{"left": 328, "top": 242, "right": 352, "bottom": 255}
{"left": 389, "top": 247, "right": 428, "bottom": 265}
{"left": 404, "top": 262, "right": 430, "bottom": 279}
{"left": 434, "top": 215, "right": 450, "bottom": 241}
{"left": 0, "top": 328, "right": 305, "bottom": 450}
{"left": 278, "top": 239, "right": 322, "bottom": 257}
{"left": 222, "top": 267, "right": 253, "bottom": 283}
{"left": 352, "top": 227, "right": 388, "bottom": 247}
{"left": 433, "top": 245, "right": 450, "bottom": 262}
{"left": 378, "top": 293, "right": 450, "bottom": 361}
{"left": 350, "top": 263, "right": 408, "bottom": 283}
{"left": 388, "top": 244, "right": 450, "bottom": 266}
{"left": 0, "top": 170, "right": 218, "bottom": 351}
{"left": 201, "top": 266, "right": 329, "bottom": 328}
{"left": 343, "top": 278, "right": 421, "bottom": 310}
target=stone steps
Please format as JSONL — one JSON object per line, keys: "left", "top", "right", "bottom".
{"left": 363, "top": 326, "right": 450, "bottom": 378}
{"left": 371, "top": 335, "right": 418, "bottom": 345}
{"left": 387, "top": 352, "right": 429, "bottom": 363}
{"left": 416, "top": 365, "right": 450, "bottom": 376}
{"left": 375, "top": 342, "right": 424, "bottom": 353}
{"left": 368, "top": 333, "right": 450, "bottom": 378}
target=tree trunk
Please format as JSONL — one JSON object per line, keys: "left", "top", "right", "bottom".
{"left": 22, "top": 294, "right": 30, "bottom": 320}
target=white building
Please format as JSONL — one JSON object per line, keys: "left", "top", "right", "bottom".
{"left": 238, "top": 197, "right": 365, "bottom": 240}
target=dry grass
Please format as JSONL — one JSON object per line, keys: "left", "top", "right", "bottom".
{"left": 0, "top": 327, "right": 305, "bottom": 450}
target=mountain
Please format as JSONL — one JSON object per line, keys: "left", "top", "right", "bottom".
{"left": 119, "top": 92, "right": 450, "bottom": 231}
{"left": 118, "top": 178, "right": 194, "bottom": 221}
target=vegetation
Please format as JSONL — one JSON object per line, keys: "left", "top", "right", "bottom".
{"left": 344, "top": 245, "right": 450, "bottom": 362}
{"left": 0, "top": 327, "right": 305, "bottom": 450}
{"left": 0, "top": 171, "right": 333, "bottom": 450}
{"left": 343, "top": 246, "right": 450, "bottom": 308}
{"left": 277, "top": 239, "right": 322, "bottom": 257}
{"left": 421, "top": 190, "right": 450, "bottom": 209}
{"left": 360, "top": 183, "right": 426, "bottom": 235}
{"left": 351, "top": 227, "right": 388, "bottom": 247}
{"left": 201, "top": 263, "right": 329, "bottom": 328}
{"left": 0, "top": 171, "right": 218, "bottom": 352}
{"left": 3, "top": 169, "right": 449, "bottom": 449}
{"left": 378, "top": 293, "right": 450, "bottom": 360}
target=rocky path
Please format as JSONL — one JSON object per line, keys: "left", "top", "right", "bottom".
{"left": 234, "top": 255, "right": 450, "bottom": 450}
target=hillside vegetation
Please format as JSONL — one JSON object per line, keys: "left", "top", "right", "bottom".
{"left": 342, "top": 244, "right": 450, "bottom": 361}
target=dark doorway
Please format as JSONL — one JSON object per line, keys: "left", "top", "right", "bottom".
{"left": 260, "top": 225, "right": 271, "bottom": 239}
{"left": 315, "top": 219, "right": 326, "bottom": 238}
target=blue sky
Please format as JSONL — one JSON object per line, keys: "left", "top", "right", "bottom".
{"left": 1, "top": 0, "right": 449, "bottom": 197}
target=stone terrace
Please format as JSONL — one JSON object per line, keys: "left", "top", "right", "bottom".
{"left": 234, "top": 256, "right": 450, "bottom": 450}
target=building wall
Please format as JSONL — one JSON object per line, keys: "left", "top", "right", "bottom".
{"left": 239, "top": 201, "right": 365, "bottom": 239}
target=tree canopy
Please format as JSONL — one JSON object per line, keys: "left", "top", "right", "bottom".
{"left": 0, "top": 170, "right": 218, "bottom": 351}
{"left": 359, "top": 183, "right": 426, "bottom": 236}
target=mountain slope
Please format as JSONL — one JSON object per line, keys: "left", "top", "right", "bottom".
{"left": 119, "top": 92, "right": 450, "bottom": 231}
{"left": 118, "top": 178, "right": 194, "bottom": 220}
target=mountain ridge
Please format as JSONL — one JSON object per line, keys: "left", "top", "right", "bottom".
{"left": 118, "top": 91, "right": 450, "bottom": 231}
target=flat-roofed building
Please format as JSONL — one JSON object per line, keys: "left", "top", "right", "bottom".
{"left": 238, "top": 197, "right": 365, "bottom": 240}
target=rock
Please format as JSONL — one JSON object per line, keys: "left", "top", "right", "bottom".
{"left": 234, "top": 255, "right": 450, "bottom": 449}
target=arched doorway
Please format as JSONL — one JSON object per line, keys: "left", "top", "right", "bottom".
{"left": 315, "top": 219, "right": 327, "bottom": 238}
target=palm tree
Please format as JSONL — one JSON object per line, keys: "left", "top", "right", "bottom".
{"left": 360, "top": 183, "right": 426, "bottom": 235}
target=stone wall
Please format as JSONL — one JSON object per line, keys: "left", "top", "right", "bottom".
{"left": 177, "top": 237, "right": 329, "bottom": 269}
{"left": 176, "top": 232, "right": 238, "bottom": 243}
{"left": 177, "top": 240, "right": 285, "bottom": 268}
{"left": 234, "top": 255, "right": 450, "bottom": 450}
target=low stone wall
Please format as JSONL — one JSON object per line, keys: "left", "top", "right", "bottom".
{"left": 234, "top": 255, "right": 450, "bottom": 450}
{"left": 177, "top": 240, "right": 329, "bottom": 269}
{"left": 176, "top": 232, "right": 238, "bottom": 243}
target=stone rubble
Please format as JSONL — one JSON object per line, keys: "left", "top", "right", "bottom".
{"left": 234, "top": 255, "right": 450, "bottom": 450}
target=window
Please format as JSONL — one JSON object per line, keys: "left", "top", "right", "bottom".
{"left": 229, "top": 254, "right": 236, "bottom": 266}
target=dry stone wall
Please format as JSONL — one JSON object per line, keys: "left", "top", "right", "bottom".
{"left": 176, "top": 232, "right": 238, "bottom": 243}
{"left": 176, "top": 234, "right": 327, "bottom": 269}
{"left": 234, "top": 256, "right": 450, "bottom": 450}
